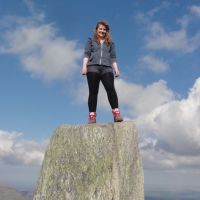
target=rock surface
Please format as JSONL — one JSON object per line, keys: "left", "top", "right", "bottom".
{"left": 34, "top": 121, "right": 144, "bottom": 200}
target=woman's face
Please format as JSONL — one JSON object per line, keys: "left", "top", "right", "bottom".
{"left": 97, "top": 24, "right": 107, "bottom": 39}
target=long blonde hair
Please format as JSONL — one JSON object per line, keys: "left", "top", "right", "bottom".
{"left": 93, "top": 20, "right": 112, "bottom": 46}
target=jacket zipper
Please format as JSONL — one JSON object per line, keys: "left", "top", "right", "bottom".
{"left": 99, "top": 43, "right": 103, "bottom": 65}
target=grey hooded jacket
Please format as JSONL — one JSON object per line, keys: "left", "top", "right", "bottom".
{"left": 84, "top": 37, "right": 117, "bottom": 67}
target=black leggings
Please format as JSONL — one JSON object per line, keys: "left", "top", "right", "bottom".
{"left": 87, "top": 72, "right": 119, "bottom": 112}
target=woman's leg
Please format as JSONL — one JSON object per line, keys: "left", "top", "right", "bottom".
{"left": 101, "top": 72, "right": 118, "bottom": 109}
{"left": 101, "top": 72, "right": 123, "bottom": 122}
{"left": 86, "top": 72, "right": 101, "bottom": 112}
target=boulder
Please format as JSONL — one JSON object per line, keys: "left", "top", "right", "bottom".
{"left": 34, "top": 121, "right": 144, "bottom": 200}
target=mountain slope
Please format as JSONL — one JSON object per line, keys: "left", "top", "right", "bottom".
{"left": 0, "top": 184, "right": 31, "bottom": 200}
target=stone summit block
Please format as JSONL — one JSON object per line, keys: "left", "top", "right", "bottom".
{"left": 34, "top": 121, "right": 144, "bottom": 200}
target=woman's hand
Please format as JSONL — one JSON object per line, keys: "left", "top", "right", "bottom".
{"left": 82, "top": 57, "right": 89, "bottom": 75}
{"left": 114, "top": 68, "right": 120, "bottom": 77}
{"left": 82, "top": 66, "right": 87, "bottom": 75}
{"left": 112, "top": 62, "right": 120, "bottom": 77}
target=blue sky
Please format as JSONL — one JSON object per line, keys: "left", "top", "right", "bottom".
{"left": 0, "top": 0, "right": 200, "bottom": 195}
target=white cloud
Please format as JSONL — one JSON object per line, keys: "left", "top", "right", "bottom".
{"left": 146, "top": 22, "right": 200, "bottom": 53}
{"left": 140, "top": 54, "right": 169, "bottom": 73}
{"left": 138, "top": 77, "right": 200, "bottom": 170}
{"left": 177, "top": 14, "right": 191, "bottom": 29}
{"left": 0, "top": 13, "right": 82, "bottom": 81}
{"left": 116, "top": 78, "right": 175, "bottom": 116}
{"left": 135, "top": 4, "right": 200, "bottom": 53}
{"left": 190, "top": 5, "right": 200, "bottom": 17}
{"left": 134, "top": 2, "right": 170, "bottom": 25}
{"left": 176, "top": 5, "right": 200, "bottom": 29}
{"left": 141, "top": 149, "right": 200, "bottom": 170}
{"left": 0, "top": 130, "right": 46, "bottom": 165}
{"left": 24, "top": 0, "right": 41, "bottom": 17}
{"left": 177, "top": 5, "right": 200, "bottom": 28}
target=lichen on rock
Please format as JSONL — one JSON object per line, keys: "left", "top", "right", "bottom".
{"left": 34, "top": 121, "right": 144, "bottom": 200}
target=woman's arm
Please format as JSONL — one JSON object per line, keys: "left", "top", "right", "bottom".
{"left": 82, "top": 38, "right": 92, "bottom": 75}
{"left": 110, "top": 42, "right": 120, "bottom": 77}
{"left": 81, "top": 57, "right": 89, "bottom": 75}
{"left": 112, "top": 62, "right": 120, "bottom": 77}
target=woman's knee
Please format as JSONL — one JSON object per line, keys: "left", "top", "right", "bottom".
{"left": 88, "top": 87, "right": 99, "bottom": 97}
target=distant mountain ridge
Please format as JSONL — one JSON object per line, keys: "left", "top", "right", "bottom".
{"left": 0, "top": 184, "right": 33, "bottom": 200}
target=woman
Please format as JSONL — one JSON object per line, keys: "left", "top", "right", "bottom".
{"left": 82, "top": 20, "right": 123, "bottom": 124}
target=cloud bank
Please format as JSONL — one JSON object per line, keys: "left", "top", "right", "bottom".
{"left": 138, "top": 77, "right": 200, "bottom": 169}
{"left": 0, "top": 11, "right": 82, "bottom": 81}
{"left": 140, "top": 54, "right": 169, "bottom": 73}
{"left": 0, "top": 130, "right": 46, "bottom": 165}
{"left": 146, "top": 22, "right": 200, "bottom": 53}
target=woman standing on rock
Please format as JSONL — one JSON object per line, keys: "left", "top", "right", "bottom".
{"left": 82, "top": 20, "right": 123, "bottom": 124}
